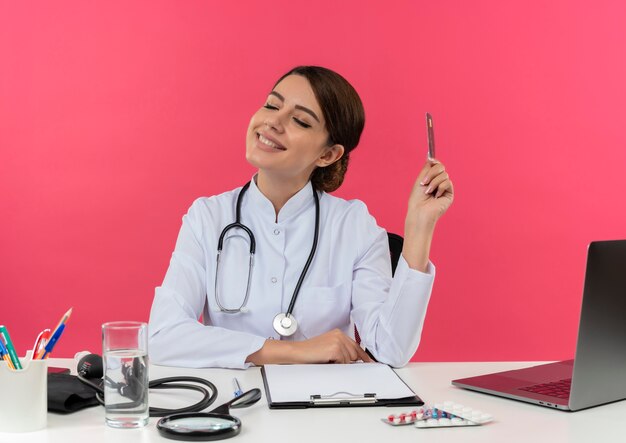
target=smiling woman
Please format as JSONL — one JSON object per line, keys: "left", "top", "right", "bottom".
{"left": 246, "top": 69, "right": 361, "bottom": 210}
{"left": 148, "top": 66, "right": 454, "bottom": 369}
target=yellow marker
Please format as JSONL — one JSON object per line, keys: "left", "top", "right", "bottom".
{"left": 2, "top": 353, "right": 16, "bottom": 370}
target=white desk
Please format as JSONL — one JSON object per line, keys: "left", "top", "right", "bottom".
{"left": 2, "top": 360, "right": 625, "bottom": 443}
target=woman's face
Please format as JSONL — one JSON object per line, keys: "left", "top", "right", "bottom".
{"left": 246, "top": 74, "right": 341, "bottom": 184}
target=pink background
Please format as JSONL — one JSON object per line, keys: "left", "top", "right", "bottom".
{"left": 2, "top": 1, "right": 625, "bottom": 361}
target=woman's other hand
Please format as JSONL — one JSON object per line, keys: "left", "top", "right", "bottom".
{"left": 246, "top": 329, "right": 373, "bottom": 365}
{"left": 293, "top": 329, "right": 374, "bottom": 364}
{"left": 408, "top": 159, "right": 454, "bottom": 224}
{"left": 402, "top": 159, "right": 454, "bottom": 272}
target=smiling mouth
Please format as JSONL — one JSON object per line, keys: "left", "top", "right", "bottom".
{"left": 257, "top": 133, "right": 286, "bottom": 150}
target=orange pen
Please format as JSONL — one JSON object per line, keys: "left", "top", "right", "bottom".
{"left": 0, "top": 339, "right": 16, "bottom": 370}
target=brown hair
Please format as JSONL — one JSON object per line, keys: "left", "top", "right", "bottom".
{"left": 273, "top": 66, "right": 365, "bottom": 192}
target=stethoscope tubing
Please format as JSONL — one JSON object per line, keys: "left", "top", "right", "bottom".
{"left": 285, "top": 189, "right": 319, "bottom": 315}
{"left": 78, "top": 374, "right": 219, "bottom": 417}
{"left": 213, "top": 181, "right": 320, "bottom": 336}
{"left": 214, "top": 249, "right": 254, "bottom": 313}
{"left": 214, "top": 182, "right": 256, "bottom": 314}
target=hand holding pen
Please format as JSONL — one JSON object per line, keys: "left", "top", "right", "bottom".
{"left": 407, "top": 112, "right": 454, "bottom": 217}
{"left": 402, "top": 113, "right": 455, "bottom": 273}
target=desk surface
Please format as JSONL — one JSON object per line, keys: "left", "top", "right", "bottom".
{"left": 2, "top": 360, "right": 625, "bottom": 443}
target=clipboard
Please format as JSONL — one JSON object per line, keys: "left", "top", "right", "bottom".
{"left": 261, "top": 363, "right": 423, "bottom": 409}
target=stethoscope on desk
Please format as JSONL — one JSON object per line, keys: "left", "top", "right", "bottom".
{"left": 214, "top": 180, "right": 320, "bottom": 337}
{"left": 76, "top": 353, "right": 262, "bottom": 441}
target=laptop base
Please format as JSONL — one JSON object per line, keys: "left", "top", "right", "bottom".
{"left": 452, "top": 360, "right": 573, "bottom": 411}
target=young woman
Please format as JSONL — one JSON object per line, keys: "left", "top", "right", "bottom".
{"left": 148, "top": 66, "right": 454, "bottom": 369}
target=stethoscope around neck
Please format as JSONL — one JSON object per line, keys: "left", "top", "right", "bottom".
{"left": 214, "top": 181, "right": 320, "bottom": 337}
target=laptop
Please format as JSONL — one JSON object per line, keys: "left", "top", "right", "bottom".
{"left": 452, "top": 240, "right": 626, "bottom": 411}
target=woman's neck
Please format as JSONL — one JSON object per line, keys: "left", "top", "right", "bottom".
{"left": 255, "top": 171, "right": 308, "bottom": 220}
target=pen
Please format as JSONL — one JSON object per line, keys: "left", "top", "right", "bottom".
{"left": 425, "top": 112, "right": 436, "bottom": 161}
{"left": 0, "top": 338, "right": 16, "bottom": 370}
{"left": 41, "top": 324, "right": 66, "bottom": 359}
{"left": 51, "top": 307, "right": 73, "bottom": 337}
{"left": 33, "top": 329, "right": 51, "bottom": 359}
{"left": 233, "top": 378, "right": 243, "bottom": 397}
{"left": 0, "top": 325, "right": 23, "bottom": 370}
{"left": 35, "top": 307, "right": 72, "bottom": 359}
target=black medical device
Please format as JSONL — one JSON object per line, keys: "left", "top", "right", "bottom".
{"left": 77, "top": 353, "right": 217, "bottom": 417}
{"left": 76, "top": 353, "right": 262, "bottom": 440}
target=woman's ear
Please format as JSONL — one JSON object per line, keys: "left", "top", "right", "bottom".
{"left": 317, "top": 144, "right": 345, "bottom": 167}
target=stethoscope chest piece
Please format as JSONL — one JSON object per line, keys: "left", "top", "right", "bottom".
{"left": 272, "top": 313, "right": 298, "bottom": 337}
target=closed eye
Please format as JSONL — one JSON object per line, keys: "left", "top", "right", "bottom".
{"left": 293, "top": 118, "right": 311, "bottom": 128}
{"left": 264, "top": 102, "right": 311, "bottom": 128}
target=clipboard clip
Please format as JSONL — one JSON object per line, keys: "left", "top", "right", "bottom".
{"left": 310, "top": 392, "right": 377, "bottom": 405}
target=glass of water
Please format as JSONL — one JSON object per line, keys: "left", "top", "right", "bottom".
{"left": 102, "top": 321, "right": 149, "bottom": 428}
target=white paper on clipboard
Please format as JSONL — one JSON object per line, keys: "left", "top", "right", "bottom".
{"left": 263, "top": 363, "right": 415, "bottom": 403}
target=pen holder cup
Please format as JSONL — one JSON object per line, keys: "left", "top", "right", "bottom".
{"left": 0, "top": 352, "right": 48, "bottom": 433}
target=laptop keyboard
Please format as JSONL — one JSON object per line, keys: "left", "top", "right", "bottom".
{"left": 519, "top": 378, "right": 571, "bottom": 399}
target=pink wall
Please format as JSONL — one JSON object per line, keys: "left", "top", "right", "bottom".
{"left": 2, "top": 1, "right": 625, "bottom": 361}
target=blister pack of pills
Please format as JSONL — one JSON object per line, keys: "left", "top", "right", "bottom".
{"left": 381, "top": 408, "right": 428, "bottom": 426}
{"left": 382, "top": 401, "right": 493, "bottom": 429}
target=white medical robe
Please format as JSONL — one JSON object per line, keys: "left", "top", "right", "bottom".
{"left": 149, "top": 178, "right": 435, "bottom": 368}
